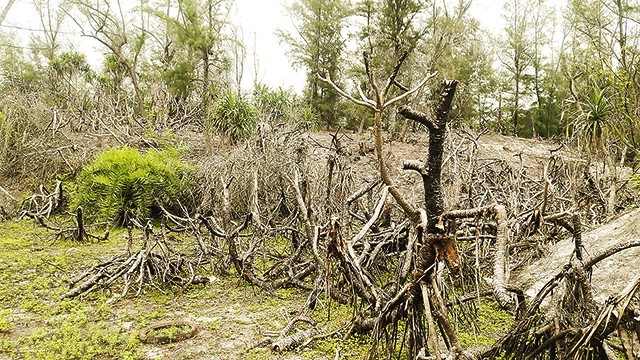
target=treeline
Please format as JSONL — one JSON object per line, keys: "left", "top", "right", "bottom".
{"left": 282, "top": 0, "right": 640, "bottom": 152}
{"left": 0, "top": 0, "right": 639, "bottom": 165}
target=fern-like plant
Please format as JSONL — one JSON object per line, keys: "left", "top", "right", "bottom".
{"left": 209, "top": 90, "right": 259, "bottom": 143}
{"left": 71, "top": 146, "right": 192, "bottom": 225}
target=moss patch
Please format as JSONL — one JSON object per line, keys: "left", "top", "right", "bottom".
{"left": 456, "top": 299, "right": 514, "bottom": 348}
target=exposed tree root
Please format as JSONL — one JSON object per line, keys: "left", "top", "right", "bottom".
{"left": 64, "top": 222, "right": 202, "bottom": 300}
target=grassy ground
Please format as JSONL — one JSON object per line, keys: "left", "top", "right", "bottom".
{"left": 0, "top": 220, "right": 371, "bottom": 359}
{"left": 0, "top": 219, "right": 513, "bottom": 359}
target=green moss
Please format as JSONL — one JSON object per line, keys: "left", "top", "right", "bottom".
{"left": 2, "top": 218, "right": 519, "bottom": 359}
{"left": 0, "top": 309, "right": 12, "bottom": 333}
{"left": 22, "top": 313, "right": 141, "bottom": 360}
{"left": 0, "top": 221, "right": 145, "bottom": 359}
{"left": 457, "top": 299, "right": 514, "bottom": 348}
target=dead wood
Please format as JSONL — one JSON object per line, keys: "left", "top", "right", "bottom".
{"left": 22, "top": 205, "right": 109, "bottom": 242}
{"left": 64, "top": 222, "right": 200, "bottom": 301}
{"left": 441, "top": 204, "right": 512, "bottom": 308}
{"left": 0, "top": 184, "right": 16, "bottom": 202}
{"left": 19, "top": 181, "right": 64, "bottom": 219}
{"left": 479, "top": 236, "right": 640, "bottom": 359}
{"left": 346, "top": 178, "right": 382, "bottom": 205}
{"left": 138, "top": 320, "right": 199, "bottom": 344}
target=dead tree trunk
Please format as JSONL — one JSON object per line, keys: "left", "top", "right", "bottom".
{"left": 398, "top": 81, "right": 457, "bottom": 232}
{"left": 320, "top": 56, "right": 468, "bottom": 358}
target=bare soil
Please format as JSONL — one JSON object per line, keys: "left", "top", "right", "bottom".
{"left": 519, "top": 207, "right": 640, "bottom": 303}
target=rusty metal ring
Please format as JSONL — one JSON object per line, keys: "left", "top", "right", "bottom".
{"left": 138, "top": 320, "right": 198, "bottom": 344}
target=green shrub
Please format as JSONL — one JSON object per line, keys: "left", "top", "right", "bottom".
{"left": 254, "top": 84, "right": 292, "bottom": 122}
{"left": 71, "top": 146, "right": 192, "bottom": 225}
{"left": 209, "top": 90, "right": 259, "bottom": 143}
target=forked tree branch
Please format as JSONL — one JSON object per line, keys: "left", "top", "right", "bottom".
{"left": 355, "top": 82, "right": 376, "bottom": 107}
{"left": 363, "top": 51, "right": 382, "bottom": 106}
{"left": 397, "top": 106, "right": 436, "bottom": 131}
{"left": 318, "top": 54, "right": 440, "bottom": 225}
{"left": 318, "top": 72, "right": 376, "bottom": 110}
{"left": 383, "top": 50, "right": 409, "bottom": 97}
{"left": 383, "top": 71, "right": 438, "bottom": 108}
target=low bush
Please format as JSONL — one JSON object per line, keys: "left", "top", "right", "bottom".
{"left": 70, "top": 146, "right": 192, "bottom": 225}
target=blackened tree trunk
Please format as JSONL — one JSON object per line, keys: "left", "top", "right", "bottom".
{"left": 398, "top": 80, "right": 457, "bottom": 232}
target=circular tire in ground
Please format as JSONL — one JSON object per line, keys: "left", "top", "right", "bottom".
{"left": 138, "top": 320, "right": 199, "bottom": 344}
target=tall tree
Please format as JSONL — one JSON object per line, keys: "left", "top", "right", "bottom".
{"left": 378, "top": 0, "right": 426, "bottom": 63}
{"left": 69, "top": 0, "right": 148, "bottom": 120}
{"left": 418, "top": 0, "right": 496, "bottom": 128}
{"left": 166, "top": 0, "right": 232, "bottom": 110}
{"left": 353, "top": 0, "right": 430, "bottom": 132}
{"left": 496, "top": 0, "right": 536, "bottom": 136}
{"left": 562, "top": 0, "right": 640, "bottom": 151}
{"left": 529, "top": 0, "right": 557, "bottom": 137}
{"left": 278, "top": 0, "right": 350, "bottom": 128}
{"left": 33, "top": 0, "right": 66, "bottom": 62}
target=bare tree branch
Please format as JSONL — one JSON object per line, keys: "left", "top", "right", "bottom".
{"left": 397, "top": 105, "right": 436, "bottom": 131}
{"left": 317, "top": 72, "right": 376, "bottom": 110}
{"left": 383, "top": 50, "right": 409, "bottom": 97}
{"left": 355, "top": 82, "right": 376, "bottom": 107}
{"left": 402, "top": 160, "right": 426, "bottom": 174}
{"left": 363, "top": 51, "right": 382, "bottom": 107}
{"left": 383, "top": 71, "right": 438, "bottom": 108}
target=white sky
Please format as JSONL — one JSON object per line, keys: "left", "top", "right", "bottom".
{"left": 234, "top": 0, "right": 305, "bottom": 91}
{"left": 0, "top": 0, "right": 546, "bottom": 93}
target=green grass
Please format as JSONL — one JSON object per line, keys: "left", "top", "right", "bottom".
{"left": 0, "top": 220, "right": 144, "bottom": 359}
{"left": 0, "top": 220, "right": 343, "bottom": 359}
{"left": 456, "top": 299, "right": 514, "bottom": 348}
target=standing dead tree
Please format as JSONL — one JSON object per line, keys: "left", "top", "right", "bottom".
{"left": 317, "top": 52, "right": 513, "bottom": 358}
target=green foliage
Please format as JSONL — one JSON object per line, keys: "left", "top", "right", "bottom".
{"left": 296, "top": 104, "right": 320, "bottom": 130}
{"left": 209, "top": 90, "right": 259, "bottom": 142}
{"left": 71, "top": 146, "right": 192, "bottom": 225}
{"left": 569, "top": 84, "right": 611, "bottom": 149}
{"left": 99, "top": 53, "right": 128, "bottom": 94}
{"left": 278, "top": 0, "right": 350, "bottom": 128}
{"left": 378, "top": 0, "right": 424, "bottom": 55}
{"left": 0, "top": 33, "right": 43, "bottom": 92}
{"left": 253, "top": 84, "right": 292, "bottom": 122}
{"left": 49, "top": 52, "right": 90, "bottom": 77}
{"left": 0, "top": 309, "right": 12, "bottom": 333}
{"left": 162, "top": 61, "right": 194, "bottom": 101}
{"left": 456, "top": 299, "right": 514, "bottom": 348}
{"left": 160, "top": 0, "right": 232, "bottom": 103}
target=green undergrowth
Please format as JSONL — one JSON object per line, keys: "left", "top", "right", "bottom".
{"left": 0, "top": 219, "right": 516, "bottom": 359}
{"left": 455, "top": 299, "right": 514, "bottom": 349}
{"left": 70, "top": 146, "right": 193, "bottom": 225}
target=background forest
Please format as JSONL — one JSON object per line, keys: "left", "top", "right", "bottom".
{"left": 0, "top": 0, "right": 639, "bottom": 176}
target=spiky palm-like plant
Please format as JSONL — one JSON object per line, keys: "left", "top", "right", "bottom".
{"left": 209, "top": 90, "right": 259, "bottom": 143}
{"left": 572, "top": 85, "right": 611, "bottom": 150}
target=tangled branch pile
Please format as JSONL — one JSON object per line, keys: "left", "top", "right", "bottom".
{"left": 50, "top": 61, "right": 640, "bottom": 359}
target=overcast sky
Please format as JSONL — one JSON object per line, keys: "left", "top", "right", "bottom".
{"left": 1, "top": 0, "right": 517, "bottom": 92}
